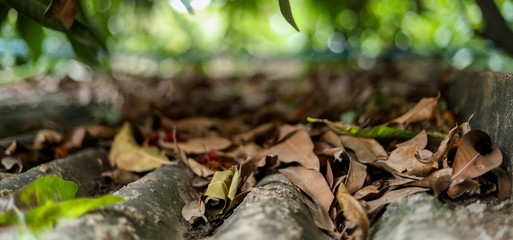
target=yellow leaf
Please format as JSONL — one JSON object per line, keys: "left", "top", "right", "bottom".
{"left": 203, "top": 167, "right": 240, "bottom": 215}
{"left": 109, "top": 122, "right": 171, "bottom": 172}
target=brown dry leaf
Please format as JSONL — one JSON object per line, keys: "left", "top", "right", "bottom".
{"left": 233, "top": 123, "right": 274, "bottom": 143}
{"left": 320, "top": 130, "right": 343, "bottom": 148}
{"left": 34, "top": 129, "right": 63, "bottom": 150}
{"left": 491, "top": 168, "right": 511, "bottom": 201}
{"left": 345, "top": 158, "right": 367, "bottom": 194}
{"left": 225, "top": 143, "right": 262, "bottom": 159}
{"left": 66, "top": 125, "right": 116, "bottom": 149}
{"left": 182, "top": 200, "right": 207, "bottom": 223}
{"left": 161, "top": 136, "right": 232, "bottom": 155}
{"left": 172, "top": 117, "right": 248, "bottom": 136}
{"left": 279, "top": 166, "right": 334, "bottom": 213}
{"left": 336, "top": 183, "right": 369, "bottom": 240}
{"left": 44, "top": 0, "right": 77, "bottom": 29}
{"left": 389, "top": 95, "right": 439, "bottom": 128}
{"left": 5, "top": 140, "right": 22, "bottom": 155}
{"left": 408, "top": 168, "right": 452, "bottom": 197}
{"left": 339, "top": 135, "right": 387, "bottom": 164}
{"left": 257, "top": 130, "right": 320, "bottom": 170}
{"left": 396, "top": 130, "right": 428, "bottom": 149}
{"left": 447, "top": 178, "right": 480, "bottom": 199}
{"left": 1, "top": 157, "right": 23, "bottom": 173}
{"left": 365, "top": 187, "right": 429, "bottom": 213}
{"left": 225, "top": 189, "right": 252, "bottom": 213}
{"left": 109, "top": 122, "right": 173, "bottom": 172}
{"left": 277, "top": 124, "right": 304, "bottom": 142}
{"left": 452, "top": 130, "right": 502, "bottom": 180}
{"left": 325, "top": 161, "right": 334, "bottom": 189}
{"left": 385, "top": 144, "right": 438, "bottom": 177}
{"left": 300, "top": 192, "right": 336, "bottom": 233}
{"left": 353, "top": 185, "right": 381, "bottom": 201}
{"left": 188, "top": 158, "right": 215, "bottom": 177}
{"left": 425, "top": 124, "right": 458, "bottom": 163}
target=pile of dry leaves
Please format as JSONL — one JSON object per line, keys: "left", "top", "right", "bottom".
{"left": 0, "top": 71, "right": 509, "bottom": 239}
{"left": 106, "top": 95, "right": 509, "bottom": 239}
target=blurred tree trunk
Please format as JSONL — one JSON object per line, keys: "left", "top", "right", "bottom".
{"left": 475, "top": 0, "right": 513, "bottom": 55}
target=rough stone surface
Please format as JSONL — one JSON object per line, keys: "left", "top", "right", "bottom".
{"left": 43, "top": 164, "right": 199, "bottom": 240}
{"left": 370, "top": 193, "right": 513, "bottom": 240}
{"left": 448, "top": 71, "right": 513, "bottom": 193}
{"left": 211, "top": 174, "right": 330, "bottom": 240}
{"left": 0, "top": 148, "right": 106, "bottom": 197}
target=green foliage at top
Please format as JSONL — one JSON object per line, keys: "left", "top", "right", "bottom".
{"left": 2, "top": 0, "right": 513, "bottom": 79}
{"left": 0, "top": 175, "right": 126, "bottom": 237}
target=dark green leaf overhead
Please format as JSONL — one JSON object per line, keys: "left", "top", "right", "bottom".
{"left": 16, "top": 14, "right": 45, "bottom": 60}
{"left": 278, "top": 0, "right": 299, "bottom": 32}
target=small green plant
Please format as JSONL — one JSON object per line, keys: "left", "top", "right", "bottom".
{"left": 0, "top": 175, "right": 126, "bottom": 238}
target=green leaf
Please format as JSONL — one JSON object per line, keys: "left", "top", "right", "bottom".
{"left": 2, "top": 0, "right": 106, "bottom": 64}
{"left": 308, "top": 117, "right": 418, "bottom": 139}
{"left": 20, "top": 175, "right": 78, "bottom": 206}
{"left": 278, "top": 0, "right": 299, "bottom": 32}
{"left": 25, "top": 195, "right": 126, "bottom": 232}
{"left": 16, "top": 14, "right": 45, "bottom": 60}
{"left": 179, "top": 0, "right": 194, "bottom": 14}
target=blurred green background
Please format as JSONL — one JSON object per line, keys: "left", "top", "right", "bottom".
{"left": 2, "top": 0, "right": 513, "bottom": 83}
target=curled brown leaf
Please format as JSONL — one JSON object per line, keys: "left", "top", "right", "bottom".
{"left": 452, "top": 130, "right": 502, "bottom": 180}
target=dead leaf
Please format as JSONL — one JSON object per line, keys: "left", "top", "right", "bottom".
{"left": 44, "top": 0, "right": 77, "bottom": 29}
{"left": 425, "top": 124, "right": 458, "bottom": 163}
{"left": 225, "top": 189, "right": 252, "bottom": 213}
{"left": 339, "top": 135, "right": 387, "bottom": 164}
{"left": 365, "top": 187, "right": 429, "bottom": 213}
{"left": 345, "top": 158, "right": 367, "bottom": 194}
{"left": 225, "top": 143, "right": 261, "bottom": 159}
{"left": 5, "top": 140, "right": 22, "bottom": 155}
{"left": 188, "top": 158, "right": 215, "bottom": 177}
{"left": 279, "top": 166, "right": 334, "bottom": 213}
{"left": 1, "top": 157, "right": 23, "bottom": 173}
{"left": 233, "top": 123, "right": 274, "bottom": 143}
{"left": 182, "top": 200, "right": 207, "bottom": 223}
{"left": 172, "top": 117, "right": 248, "bottom": 136}
{"left": 109, "top": 122, "right": 173, "bottom": 172}
{"left": 160, "top": 136, "right": 232, "bottom": 155}
{"left": 256, "top": 130, "right": 320, "bottom": 170}
{"left": 203, "top": 167, "right": 240, "bottom": 214}
{"left": 336, "top": 183, "right": 369, "bottom": 240}
{"left": 395, "top": 130, "right": 428, "bottom": 149}
{"left": 66, "top": 124, "right": 116, "bottom": 149}
{"left": 353, "top": 185, "right": 382, "bottom": 201}
{"left": 325, "top": 161, "right": 334, "bottom": 189}
{"left": 452, "top": 130, "right": 502, "bottom": 180}
{"left": 447, "top": 178, "right": 480, "bottom": 199}
{"left": 277, "top": 124, "right": 304, "bottom": 142}
{"left": 408, "top": 168, "right": 452, "bottom": 197}
{"left": 320, "top": 130, "right": 343, "bottom": 148}
{"left": 192, "top": 176, "right": 211, "bottom": 187}
{"left": 389, "top": 95, "right": 439, "bottom": 128}
{"left": 385, "top": 144, "right": 438, "bottom": 177}
{"left": 492, "top": 168, "right": 511, "bottom": 201}
{"left": 300, "top": 192, "right": 336, "bottom": 233}
{"left": 34, "top": 129, "right": 63, "bottom": 150}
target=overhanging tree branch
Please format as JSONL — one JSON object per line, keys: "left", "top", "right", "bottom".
{"left": 475, "top": 0, "right": 513, "bottom": 55}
